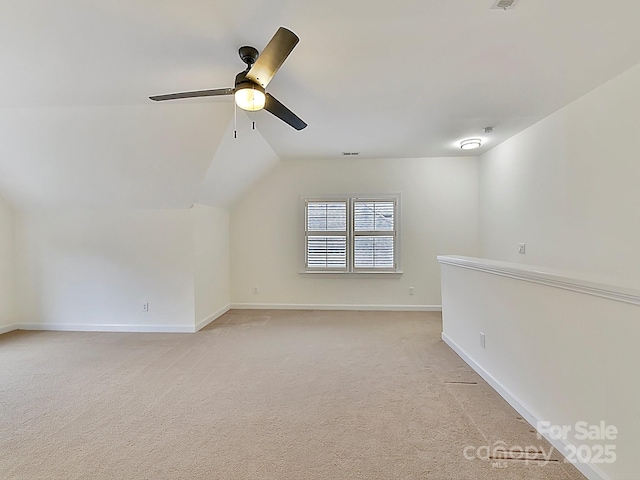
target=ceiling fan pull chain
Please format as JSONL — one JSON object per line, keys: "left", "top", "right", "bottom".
{"left": 234, "top": 101, "right": 238, "bottom": 139}
{"left": 252, "top": 120, "right": 256, "bottom": 130}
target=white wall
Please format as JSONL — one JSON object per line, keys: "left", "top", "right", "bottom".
{"left": 440, "top": 257, "right": 640, "bottom": 480}
{"left": 193, "top": 204, "right": 230, "bottom": 327}
{"left": 0, "top": 194, "right": 15, "bottom": 329}
{"left": 15, "top": 209, "right": 196, "bottom": 331}
{"left": 230, "top": 157, "right": 479, "bottom": 308}
{"left": 196, "top": 112, "right": 280, "bottom": 209}
{"left": 479, "top": 62, "right": 640, "bottom": 283}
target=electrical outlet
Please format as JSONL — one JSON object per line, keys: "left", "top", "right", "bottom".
{"left": 409, "top": 287, "right": 414, "bottom": 295}
{"left": 480, "top": 332, "right": 486, "bottom": 348}
{"left": 518, "top": 243, "right": 526, "bottom": 254}
{"left": 143, "top": 302, "right": 149, "bottom": 312}
{"left": 253, "top": 287, "right": 258, "bottom": 294}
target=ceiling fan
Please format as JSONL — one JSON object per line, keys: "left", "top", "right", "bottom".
{"left": 150, "top": 27, "right": 307, "bottom": 131}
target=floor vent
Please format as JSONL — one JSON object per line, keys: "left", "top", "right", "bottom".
{"left": 490, "top": 449, "right": 558, "bottom": 462}
{"left": 444, "top": 381, "right": 478, "bottom": 385}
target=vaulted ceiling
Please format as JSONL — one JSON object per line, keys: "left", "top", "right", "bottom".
{"left": 2, "top": 0, "right": 640, "bottom": 209}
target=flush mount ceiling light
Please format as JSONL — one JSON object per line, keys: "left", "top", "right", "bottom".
{"left": 460, "top": 138, "right": 482, "bottom": 150}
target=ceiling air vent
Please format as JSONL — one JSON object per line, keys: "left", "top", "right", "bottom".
{"left": 491, "top": 0, "right": 520, "bottom": 10}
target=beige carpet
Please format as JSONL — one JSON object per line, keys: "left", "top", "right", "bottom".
{"left": 0, "top": 310, "right": 585, "bottom": 480}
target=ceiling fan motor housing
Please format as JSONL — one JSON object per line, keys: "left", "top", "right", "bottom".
{"left": 235, "top": 71, "right": 263, "bottom": 92}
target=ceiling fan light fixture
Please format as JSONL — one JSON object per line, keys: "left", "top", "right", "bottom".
{"left": 234, "top": 83, "right": 266, "bottom": 111}
{"left": 460, "top": 138, "right": 482, "bottom": 150}
{"left": 150, "top": 27, "right": 306, "bottom": 129}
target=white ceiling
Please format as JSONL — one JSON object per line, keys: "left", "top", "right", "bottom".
{"left": 2, "top": 0, "right": 640, "bottom": 208}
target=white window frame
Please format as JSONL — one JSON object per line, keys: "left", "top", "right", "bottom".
{"left": 304, "top": 197, "right": 349, "bottom": 273}
{"left": 303, "top": 195, "right": 401, "bottom": 274}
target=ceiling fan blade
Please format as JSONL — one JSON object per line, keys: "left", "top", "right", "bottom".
{"left": 264, "top": 93, "right": 307, "bottom": 130}
{"left": 246, "top": 27, "right": 299, "bottom": 88}
{"left": 149, "top": 88, "right": 234, "bottom": 101}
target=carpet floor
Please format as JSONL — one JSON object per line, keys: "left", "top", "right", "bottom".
{"left": 0, "top": 310, "right": 585, "bottom": 479}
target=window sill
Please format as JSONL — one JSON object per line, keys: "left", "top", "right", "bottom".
{"left": 299, "top": 270, "right": 403, "bottom": 278}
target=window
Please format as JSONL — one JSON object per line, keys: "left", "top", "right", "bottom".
{"left": 304, "top": 196, "right": 399, "bottom": 273}
{"left": 306, "top": 201, "right": 348, "bottom": 269}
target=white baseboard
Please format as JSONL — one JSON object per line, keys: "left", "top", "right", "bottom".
{"left": 18, "top": 323, "right": 196, "bottom": 334}
{"left": 230, "top": 303, "right": 442, "bottom": 312}
{"left": 12, "top": 305, "right": 233, "bottom": 334}
{"left": 5, "top": 303, "right": 428, "bottom": 334}
{"left": 195, "top": 304, "right": 231, "bottom": 332}
{"left": 442, "top": 333, "right": 609, "bottom": 480}
{"left": 0, "top": 323, "right": 20, "bottom": 335}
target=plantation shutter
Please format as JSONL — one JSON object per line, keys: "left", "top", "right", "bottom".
{"left": 305, "top": 201, "right": 348, "bottom": 270}
{"left": 353, "top": 200, "right": 395, "bottom": 270}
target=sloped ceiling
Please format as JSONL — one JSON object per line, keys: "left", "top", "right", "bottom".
{"left": 0, "top": 104, "right": 229, "bottom": 209}
{"left": 197, "top": 111, "right": 280, "bottom": 209}
{"left": 2, "top": 0, "right": 640, "bottom": 209}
